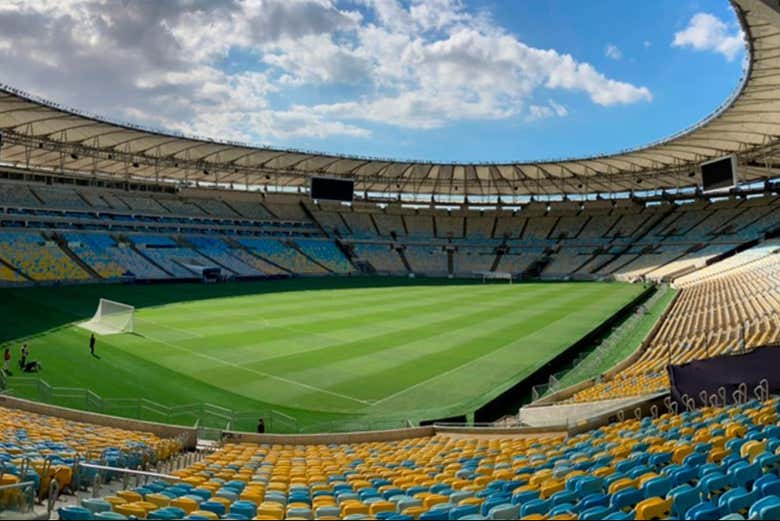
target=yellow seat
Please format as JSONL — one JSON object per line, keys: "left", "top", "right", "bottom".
{"left": 741, "top": 440, "right": 766, "bottom": 463}
{"left": 257, "top": 502, "right": 285, "bottom": 519}
{"left": 423, "top": 494, "right": 449, "bottom": 508}
{"left": 116, "top": 490, "right": 143, "bottom": 503}
{"left": 341, "top": 502, "right": 370, "bottom": 516}
{"left": 145, "top": 493, "right": 170, "bottom": 508}
{"left": 635, "top": 497, "right": 673, "bottom": 520}
{"left": 171, "top": 496, "right": 198, "bottom": 514}
{"left": 114, "top": 502, "right": 148, "bottom": 518}
{"left": 189, "top": 510, "right": 219, "bottom": 520}
{"left": 402, "top": 505, "right": 427, "bottom": 518}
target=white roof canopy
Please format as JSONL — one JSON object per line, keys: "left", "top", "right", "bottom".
{"left": 0, "top": 0, "right": 779, "bottom": 197}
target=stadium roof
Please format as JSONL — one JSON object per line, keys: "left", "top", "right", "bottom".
{"left": 0, "top": 0, "right": 779, "bottom": 198}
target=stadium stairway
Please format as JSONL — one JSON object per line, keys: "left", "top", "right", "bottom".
{"left": 177, "top": 237, "right": 240, "bottom": 278}
{"left": 396, "top": 246, "right": 414, "bottom": 274}
{"left": 287, "top": 240, "right": 337, "bottom": 275}
{"left": 50, "top": 232, "right": 102, "bottom": 280}
{"left": 223, "top": 237, "right": 293, "bottom": 276}
{"left": 0, "top": 254, "right": 32, "bottom": 283}
{"left": 122, "top": 237, "right": 175, "bottom": 278}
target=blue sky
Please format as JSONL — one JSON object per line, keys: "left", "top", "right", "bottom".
{"left": 0, "top": 0, "right": 746, "bottom": 163}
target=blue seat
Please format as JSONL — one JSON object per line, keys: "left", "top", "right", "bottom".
{"left": 198, "top": 501, "right": 226, "bottom": 517}
{"left": 148, "top": 509, "right": 182, "bottom": 520}
{"left": 756, "top": 475, "right": 780, "bottom": 499}
{"left": 480, "top": 494, "right": 511, "bottom": 515}
{"left": 671, "top": 466, "right": 699, "bottom": 487}
{"left": 642, "top": 476, "right": 673, "bottom": 499}
{"left": 547, "top": 503, "right": 575, "bottom": 517}
{"left": 611, "top": 487, "right": 643, "bottom": 512}
{"left": 81, "top": 498, "right": 112, "bottom": 514}
{"left": 229, "top": 500, "right": 257, "bottom": 518}
{"left": 581, "top": 506, "right": 613, "bottom": 520}
{"left": 519, "top": 498, "right": 549, "bottom": 517}
{"left": 449, "top": 504, "right": 479, "bottom": 520}
{"left": 549, "top": 490, "right": 578, "bottom": 506}
{"left": 730, "top": 461, "right": 761, "bottom": 489}
{"left": 756, "top": 453, "right": 780, "bottom": 474}
{"left": 683, "top": 453, "right": 707, "bottom": 467}
{"left": 315, "top": 506, "right": 341, "bottom": 518}
{"left": 668, "top": 484, "right": 700, "bottom": 519}
{"left": 718, "top": 487, "right": 756, "bottom": 517}
{"left": 575, "top": 477, "right": 605, "bottom": 499}
{"left": 700, "top": 472, "right": 730, "bottom": 500}
{"left": 511, "top": 490, "right": 539, "bottom": 505}
{"left": 93, "top": 513, "right": 127, "bottom": 520}
{"left": 486, "top": 503, "right": 519, "bottom": 520}
{"left": 649, "top": 452, "right": 673, "bottom": 468}
{"left": 685, "top": 500, "right": 721, "bottom": 520}
{"left": 578, "top": 493, "right": 610, "bottom": 512}
{"left": 749, "top": 495, "right": 780, "bottom": 520}
{"left": 190, "top": 488, "right": 212, "bottom": 501}
{"left": 59, "top": 506, "right": 94, "bottom": 520}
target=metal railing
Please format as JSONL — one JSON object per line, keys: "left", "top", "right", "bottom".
{"left": 2, "top": 376, "right": 299, "bottom": 433}
{"left": 531, "top": 285, "right": 670, "bottom": 401}
{"left": 0, "top": 480, "right": 36, "bottom": 518}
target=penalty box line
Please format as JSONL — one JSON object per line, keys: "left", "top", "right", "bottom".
{"left": 137, "top": 333, "right": 375, "bottom": 407}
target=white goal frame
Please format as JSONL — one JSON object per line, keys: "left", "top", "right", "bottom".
{"left": 79, "top": 298, "right": 135, "bottom": 335}
{"left": 477, "top": 271, "right": 513, "bottom": 283}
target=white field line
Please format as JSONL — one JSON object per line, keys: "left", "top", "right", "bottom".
{"left": 138, "top": 333, "right": 375, "bottom": 407}
{"left": 371, "top": 338, "right": 529, "bottom": 407}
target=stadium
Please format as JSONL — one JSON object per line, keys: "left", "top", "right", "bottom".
{"left": 0, "top": 0, "right": 779, "bottom": 519}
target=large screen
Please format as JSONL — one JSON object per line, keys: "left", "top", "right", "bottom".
{"left": 701, "top": 155, "right": 737, "bottom": 193}
{"left": 310, "top": 177, "right": 354, "bottom": 202}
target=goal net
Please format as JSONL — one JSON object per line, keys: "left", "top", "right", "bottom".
{"left": 79, "top": 298, "right": 135, "bottom": 335}
{"left": 477, "top": 271, "right": 513, "bottom": 283}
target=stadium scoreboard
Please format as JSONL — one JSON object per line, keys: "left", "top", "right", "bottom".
{"left": 310, "top": 176, "right": 354, "bottom": 202}
{"left": 700, "top": 155, "right": 738, "bottom": 193}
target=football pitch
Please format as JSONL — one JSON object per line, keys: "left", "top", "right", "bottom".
{"left": 0, "top": 278, "right": 645, "bottom": 432}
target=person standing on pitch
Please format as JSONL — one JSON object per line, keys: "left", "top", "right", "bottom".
{"left": 3, "top": 348, "right": 10, "bottom": 375}
{"left": 89, "top": 334, "right": 96, "bottom": 356}
{"left": 20, "top": 343, "right": 28, "bottom": 369}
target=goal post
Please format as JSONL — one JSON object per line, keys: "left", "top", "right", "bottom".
{"left": 477, "top": 271, "right": 513, "bottom": 284}
{"left": 79, "top": 298, "right": 135, "bottom": 335}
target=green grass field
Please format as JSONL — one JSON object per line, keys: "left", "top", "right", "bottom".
{"left": 0, "top": 277, "right": 644, "bottom": 432}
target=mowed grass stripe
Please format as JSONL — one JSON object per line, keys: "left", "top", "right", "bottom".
{"left": 141, "top": 284, "right": 453, "bottom": 324}
{"left": 248, "top": 284, "right": 570, "bottom": 377}
{"left": 312, "top": 285, "right": 623, "bottom": 401}
{"left": 283, "top": 285, "right": 604, "bottom": 394}
{"left": 132, "top": 285, "right": 563, "bottom": 408}
{"left": 369, "top": 285, "right": 643, "bottom": 412}
{"left": 155, "top": 284, "right": 536, "bottom": 362}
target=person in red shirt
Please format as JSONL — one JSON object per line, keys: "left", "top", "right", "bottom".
{"left": 3, "top": 348, "right": 10, "bottom": 375}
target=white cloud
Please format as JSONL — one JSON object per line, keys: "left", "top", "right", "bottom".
{"left": 0, "top": 0, "right": 653, "bottom": 144}
{"left": 527, "top": 100, "right": 568, "bottom": 122}
{"left": 605, "top": 44, "right": 622, "bottom": 60}
{"left": 673, "top": 12, "right": 744, "bottom": 61}
{"left": 643, "top": 40, "right": 652, "bottom": 48}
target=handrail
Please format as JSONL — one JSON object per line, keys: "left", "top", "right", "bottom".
{"left": 77, "top": 462, "right": 182, "bottom": 482}
{"left": 0, "top": 480, "right": 35, "bottom": 491}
